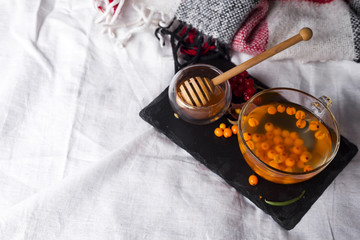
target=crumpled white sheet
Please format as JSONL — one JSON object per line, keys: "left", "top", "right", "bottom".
{"left": 0, "top": 0, "right": 360, "bottom": 239}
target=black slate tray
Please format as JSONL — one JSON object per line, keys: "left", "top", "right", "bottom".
{"left": 139, "top": 58, "right": 358, "bottom": 230}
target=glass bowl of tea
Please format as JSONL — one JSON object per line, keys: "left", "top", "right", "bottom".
{"left": 168, "top": 64, "right": 232, "bottom": 125}
{"left": 237, "top": 88, "right": 340, "bottom": 184}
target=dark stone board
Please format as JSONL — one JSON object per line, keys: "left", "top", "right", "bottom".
{"left": 139, "top": 57, "right": 358, "bottom": 230}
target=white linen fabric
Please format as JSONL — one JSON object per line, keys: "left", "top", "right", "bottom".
{"left": 0, "top": 0, "right": 360, "bottom": 239}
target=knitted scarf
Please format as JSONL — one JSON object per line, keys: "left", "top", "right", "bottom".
{"left": 155, "top": 0, "right": 360, "bottom": 71}
{"left": 93, "top": 0, "right": 360, "bottom": 70}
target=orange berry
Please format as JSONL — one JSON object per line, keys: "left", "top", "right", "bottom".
{"left": 286, "top": 107, "right": 296, "bottom": 115}
{"left": 231, "top": 125, "right": 238, "bottom": 135}
{"left": 295, "top": 110, "right": 306, "bottom": 120}
{"left": 292, "top": 145, "right": 303, "bottom": 155}
{"left": 243, "top": 132, "right": 252, "bottom": 141}
{"left": 261, "top": 142, "right": 270, "bottom": 151}
{"left": 223, "top": 128, "right": 232, "bottom": 138}
{"left": 248, "top": 175, "right": 258, "bottom": 186}
{"left": 255, "top": 149, "right": 265, "bottom": 159}
{"left": 246, "top": 140, "right": 255, "bottom": 150}
{"left": 273, "top": 135, "right": 283, "bottom": 145}
{"left": 285, "top": 157, "right": 296, "bottom": 167}
{"left": 296, "top": 160, "right": 305, "bottom": 169}
{"left": 290, "top": 131, "right": 299, "bottom": 140}
{"left": 267, "top": 106, "right": 277, "bottom": 115}
{"left": 214, "top": 128, "right": 223, "bottom": 137}
{"left": 277, "top": 104, "right": 286, "bottom": 113}
{"left": 284, "top": 167, "right": 294, "bottom": 172}
{"left": 267, "top": 149, "right": 277, "bottom": 159}
{"left": 281, "top": 130, "right": 290, "bottom": 138}
{"left": 219, "top": 123, "right": 226, "bottom": 130}
{"left": 248, "top": 117, "right": 259, "bottom": 127}
{"left": 300, "top": 152, "right": 312, "bottom": 162}
{"left": 315, "top": 130, "right": 326, "bottom": 140}
{"left": 275, "top": 144, "right": 285, "bottom": 153}
{"left": 252, "top": 133, "right": 263, "bottom": 143}
{"left": 294, "top": 138, "right": 304, "bottom": 147}
{"left": 284, "top": 137, "right": 294, "bottom": 146}
{"left": 296, "top": 119, "right": 307, "bottom": 129}
{"left": 274, "top": 154, "right": 284, "bottom": 164}
{"left": 273, "top": 127, "right": 282, "bottom": 136}
{"left": 303, "top": 165, "right": 313, "bottom": 172}
{"left": 264, "top": 122, "right": 274, "bottom": 132}
{"left": 309, "top": 121, "right": 320, "bottom": 131}
{"left": 266, "top": 131, "right": 274, "bottom": 140}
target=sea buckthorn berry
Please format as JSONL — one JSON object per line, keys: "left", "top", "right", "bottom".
{"left": 273, "top": 135, "right": 283, "bottom": 145}
{"left": 267, "top": 106, "right": 277, "bottom": 115}
{"left": 214, "top": 128, "right": 223, "bottom": 137}
{"left": 248, "top": 174, "right": 258, "bottom": 186}
{"left": 274, "top": 154, "right": 284, "bottom": 164}
{"left": 285, "top": 167, "right": 294, "bottom": 172}
{"left": 255, "top": 149, "right": 265, "bottom": 158}
{"left": 295, "top": 110, "right": 306, "bottom": 120}
{"left": 290, "top": 131, "right": 299, "bottom": 140}
{"left": 243, "top": 132, "right": 252, "bottom": 141}
{"left": 266, "top": 131, "right": 274, "bottom": 140}
{"left": 248, "top": 117, "right": 259, "bottom": 127}
{"left": 286, "top": 107, "right": 296, "bottom": 115}
{"left": 303, "top": 165, "right": 313, "bottom": 172}
{"left": 315, "top": 130, "right": 326, "bottom": 140}
{"left": 273, "top": 127, "right": 282, "bottom": 136}
{"left": 300, "top": 152, "right": 312, "bottom": 162}
{"left": 277, "top": 104, "right": 286, "bottom": 113}
{"left": 252, "top": 133, "right": 263, "bottom": 143}
{"left": 281, "top": 130, "right": 290, "bottom": 138}
{"left": 296, "top": 159, "right": 305, "bottom": 168}
{"left": 309, "top": 121, "right": 320, "bottom": 131}
{"left": 267, "top": 149, "right": 277, "bottom": 159}
{"left": 280, "top": 152, "right": 289, "bottom": 160}
{"left": 246, "top": 140, "right": 255, "bottom": 150}
{"left": 294, "top": 138, "right": 304, "bottom": 147}
{"left": 261, "top": 142, "right": 270, "bottom": 151}
{"left": 264, "top": 122, "right": 274, "bottom": 132}
{"left": 219, "top": 123, "right": 226, "bottom": 130}
{"left": 231, "top": 125, "right": 238, "bottom": 135}
{"left": 292, "top": 145, "right": 303, "bottom": 155}
{"left": 285, "top": 157, "right": 296, "bottom": 167}
{"left": 223, "top": 128, "right": 233, "bottom": 138}
{"left": 284, "top": 137, "right": 294, "bottom": 146}
{"left": 296, "top": 119, "right": 307, "bottom": 129}
{"left": 275, "top": 144, "right": 285, "bottom": 153}
{"left": 235, "top": 108, "right": 241, "bottom": 115}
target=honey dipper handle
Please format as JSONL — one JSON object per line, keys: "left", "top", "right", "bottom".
{"left": 212, "top": 28, "right": 313, "bottom": 86}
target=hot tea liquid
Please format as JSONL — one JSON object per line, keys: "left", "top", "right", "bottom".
{"left": 241, "top": 102, "right": 332, "bottom": 173}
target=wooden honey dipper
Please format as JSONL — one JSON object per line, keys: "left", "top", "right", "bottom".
{"left": 179, "top": 28, "right": 313, "bottom": 107}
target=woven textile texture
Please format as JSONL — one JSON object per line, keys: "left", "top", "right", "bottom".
{"left": 175, "top": 0, "right": 260, "bottom": 45}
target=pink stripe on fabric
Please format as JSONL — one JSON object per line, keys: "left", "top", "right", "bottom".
{"left": 232, "top": 0, "right": 269, "bottom": 55}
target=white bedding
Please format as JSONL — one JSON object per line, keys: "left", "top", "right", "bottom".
{"left": 1, "top": 0, "right": 360, "bottom": 239}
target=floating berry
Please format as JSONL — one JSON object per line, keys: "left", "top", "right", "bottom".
{"left": 277, "top": 104, "right": 286, "bottom": 113}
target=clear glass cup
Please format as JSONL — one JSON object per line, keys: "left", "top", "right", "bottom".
{"left": 168, "top": 64, "right": 232, "bottom": 125}
{"left": 237, "top": 88, "right": 340, "bottom": 184}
